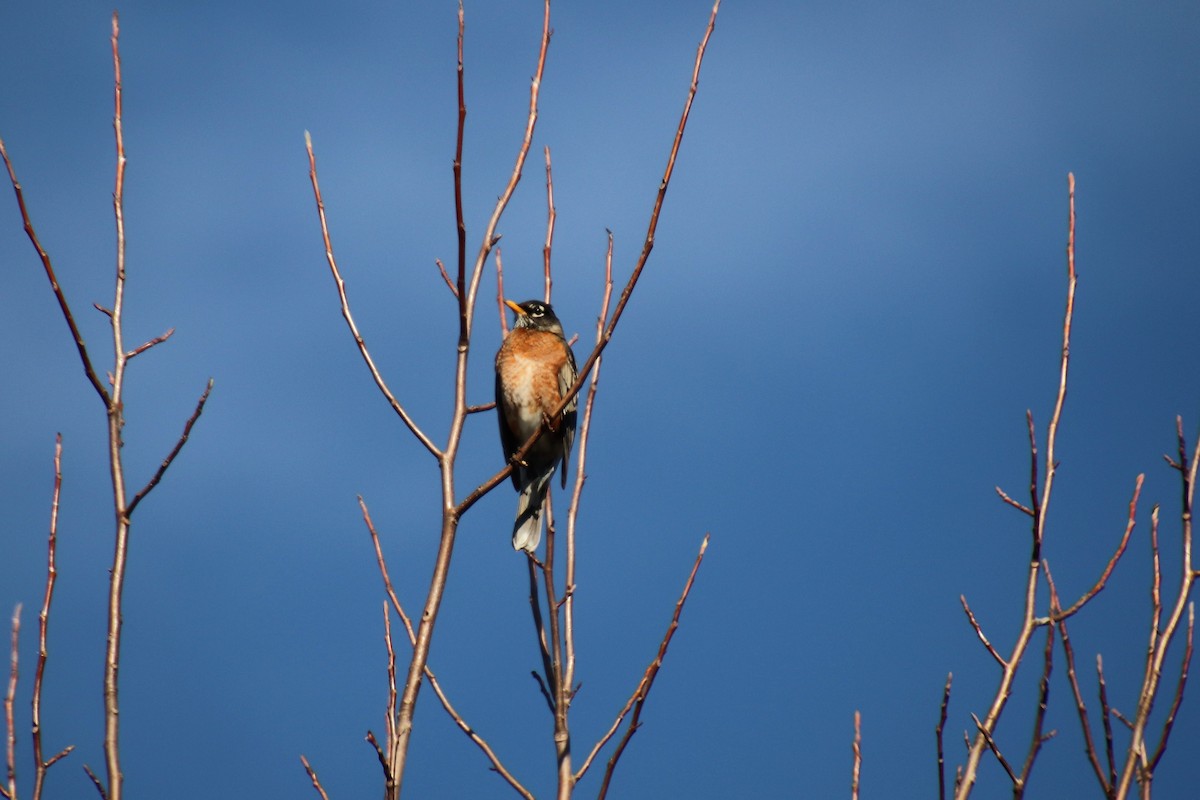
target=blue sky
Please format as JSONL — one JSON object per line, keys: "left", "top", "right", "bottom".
{"left": 3, "top": 2, "right": 1200, "bottom": 798}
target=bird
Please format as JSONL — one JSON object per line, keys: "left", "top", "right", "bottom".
{"left": 495, "top": 298, "right": 577, "bottom": 552}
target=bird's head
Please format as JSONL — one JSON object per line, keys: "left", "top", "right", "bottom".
{"left": 505, "top": 299, "right": 564, "bottom": 336}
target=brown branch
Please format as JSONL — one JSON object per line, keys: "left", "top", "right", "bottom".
{"left": 960, "top": 596, "right": 1005, "bottom": 667}
{"left": 592, "top": 534, "right": 710, "bottom": 797}
{"left": 1148, "top": 602, "right": 1193, "bottom": 771}
{"left": 494, "top": 247, "right": 510, "bottom": 337}
{"left": 1097, "top": 655, "right": 1117, "bottom": 790}
{"left": 1046, "top": 563, "right": 1111, "bottom": 795}
{"left": 971, "top": 713, "right": 1017, "bottom": 786}
{"left": 1113, "top": 427, "right": 1199, "bottom": 798}
{"left": 303, "top": 131, "right": 440, "bottom": 458}
{"left": 435, "top": 259, "right": 459, "bottom": 299}
{"left": 542, "top": 146, "right": 555, "bottom": 303}
{"left": 125, "top": 379, "right": 214, "bottom": 517}
{"left": 124, "top": 327, "right": 175, "bottom": 360}
{"left": 299, "top": 755, "right": 332, "bottom": 800}
{"left": 1054, "top": 474, "right": 1143, "bottom": 621}
{"left": 82, "top": 763, "right": 107, "bottom": 799}
{"left": 1015, "top": 624, "right": 1057, "bottom": 798}
{"left": 4, "top": 606, "right": 18, "bottom": 800}
{"left": 955, "top": 173, "right": 1078, "bottom": 800}
{"left": 32, "top": 435, "right": 71, "bottom": 800}
{"left": 382, "top": 603, "right": 396, "bottom": 750}
{"left": 937, "top": 673, "right": 952, "bottom": 800}
{"left": 0, "top": 140, "right": 110, "bottom": 405}
{"left": 465, "top": 401, "right": 496, "bottom": 414}
{"left": 851, "top": 711, "right": 862, "bottom": 800}
{"left": 995, "top": 486, "right": 1034, "bottom": 517}
{"left": 360, "top": 499, "right": 530, "bottom": 797}
{"left": 102, "top": 16, "right": 130, "bottom": 797}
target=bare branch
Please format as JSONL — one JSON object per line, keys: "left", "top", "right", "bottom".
{"left": 960, "top": 595, "right": 1005, "bottom": 668}
{"left": 971, "top": 713, "right": 1017, "bottom": 786}
{"left": 1015, "top": 624, "right": 1057, "bottom": 797}
{"left": 32, "top": 435, "right": 71, "bottom": 800}
{"left": 0, "top": 139, "right": 110, "bottom": 405}
{"left": 434, "top": 259, "right": 459, "bottom": 299}
{"left": 360, "top": 499, "right": 530, "bottom": 797}
{"left": 303, "top": 131, "right": 440, "bottom": 458}
{"left": 124, "top": 327, "right": 175, "bottom": 360}
{"left": 1148, "top": 602, "right": 1193, "bottom": 771}
{"left": 5, "top": 606, "right": 18, "bottom": 800}
{"left": 82, "top": 763, "right": 107, "bottom": 799}
{"left": 1054, "top": 474, "right": 1143, "bottom": 621}
{"left": 1046, "top": 563, "right": 1110, "bottom": 795}
{"left": 851, "top": 711, "right": 862, "bottom": 800}
{"left": 955, "top": 173, "right": 1078, "bottom": 800}
{"left": 937, "top": 673, "right": 952, "bottom": 800}
{"left": 126, "top": 378, "right": 214, "bottom": 517}
{"left": 995, "top": 486, "right": 1034, "bottom": 517}
{"left": 299, "top": 755, "right": 332, "bottom": 800}
{"left": 590, "top": 533, "right": 710, "bottom": 795}
{"left": 542, "top": 146, "right": 556, "bottom": 303}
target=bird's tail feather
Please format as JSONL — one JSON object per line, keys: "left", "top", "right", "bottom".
{"left": 512, "top": 471, "right": 553, "bottom": 552}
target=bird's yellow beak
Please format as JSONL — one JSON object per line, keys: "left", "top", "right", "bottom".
{"left": 504, "top": 299, "right": 527, "bottom": 316}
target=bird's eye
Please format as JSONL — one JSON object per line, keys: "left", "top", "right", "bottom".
{"left": 531, "top": 306, "right": 544, "bottom": 317}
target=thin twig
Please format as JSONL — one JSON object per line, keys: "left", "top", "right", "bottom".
{"left": 1148, "top": 602, "right": 1193, "bottom": 771}
{"left": 82, "top": 763, "right": 107, "bottom": 800}
{"left": 4, "top": 606, "right": 18, "bottom": 800}
{"left": 1054, "top": 474, "right": 1143, "bottom": 621}
{"left": 299, "top": 755, "right": 332, "bottom": 800}
{"left": 0, "top": 139, "right": 109, "bottom": 405}
{"left": 937, "top": 673, "right": 952, "bottom": 800}
{"left": 995, "top": 486, "right": 1034, "bottom": 517}
{"left": 125, "top": 327, "right": 175, "bottom": 360}
{"left": 971, "top": 713, "right": 1017, "bottom": 785}
{"left": 1015, "top": 624, "right": 1057, "bottom": 798}
{"left": 592, "top": 534, "right": 710, "bottom": 796}
{"left": 32, "top": 435, "right": 71, "bottom": 800}
{"left": 1045, "top": 563, "right": 1110, "bottom": 795}
{"left": 360, "top": 499, "right": 530, "bottom": 797}
{"left": 960, "top": 596, "right": 1005, "bottom": 667}
{"left": 303, "top": 131, "right": 439, "bottom": 458}
{"left": 542, "top": 146, "right": 555, "bottom": 303}
{"left": 955, "top": 173, "right": 1078, "bottom": 800}
{"left": 435, "top": 259, "right": 459, "bottom": 299}
{"left": 851, "top": 711, "right": 862, "bottom": 800}
{"left": 126, "top": 379, "right": 214, "bottom": 517}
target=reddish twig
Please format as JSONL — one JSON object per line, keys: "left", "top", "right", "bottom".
{"left": 299, "top": 755, "right": 332, "bottom": 800}
{"left": 593, "top": 534, "right": 710, "bottom": 797}
{"left": 4, "top": 606, "right": 18, "bottom": 800}
{"left": 435, "top": 259, "right": 459, "bottom": 299}
{"left": 0, "top": 142, "right": 109, "bottom": 405}
{"left": 1015, "top": 624, "right": 1057, "bottom": 797}
{"left": 126, "top": 379, "right": 214, "bottom": 517}
{"left": 1054, "top": 474, "right": 1144, "bottom": 621}
{"left": 303, "top": 131, "right": 439, "bottom": 458}
{"left": 851, "top": 711, "right": 862, "bottom": 800}
{"left": 124, "top": 327, "right": 175, "bottom": 360}
{"left": 936, "top": 673, "right": 952, "bottom": 800}
{"left": 542, "top": 146, "right": 556, "bottom": 303}
{"left": 955, "top": 174, "right": 1078, "bottom": 800}
{"left": 960, "top": 596, "right": 1004, "bottom": 667}
{"left": 32, "top": 436, "right": 73, "bottom": 800}
{"left": 1046, "top": 563, "right": 1111, "bottom": 795}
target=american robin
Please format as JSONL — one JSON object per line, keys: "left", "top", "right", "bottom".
{"left": 495, "top": 299, "right": 578, "bottom": 552}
